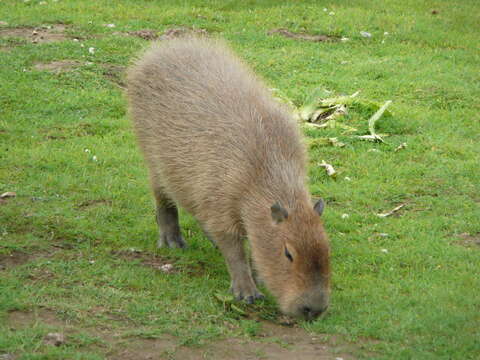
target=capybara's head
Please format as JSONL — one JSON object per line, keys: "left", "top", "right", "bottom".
{"left": 252, "top": 199, "right": 330, "bottom": 320}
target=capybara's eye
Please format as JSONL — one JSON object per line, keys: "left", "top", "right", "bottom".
{"left": 284, "top": 247, "right": 293, "bottom": 262}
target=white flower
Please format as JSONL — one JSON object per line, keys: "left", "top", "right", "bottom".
{"left": 341, "top": 213, "right": 349, "bottom": 219}
{"left": 360, "top": 31, "right": 372, "bottom": 38}
{"left": 340, "top": 37, "right": 349, "bottom": 42}
{"left": 381, "top": 248, "right": 388, "bottom": 253}
{"left": 92, "top": 155, "right": 97, "bottom": 161}
{"left": 88, "top": 47, "right": 95, "bottom": 54}
{"left": 329, "top": 11, "right": 335, "bottom": 15}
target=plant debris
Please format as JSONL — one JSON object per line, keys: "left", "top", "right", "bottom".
{"left": 377, "top": 203, "right": 406, "bottom": 218}
{"left": 356, "top": 100, "right": 392, "bottom": 142}
{"left": 267, "top": 28, "right": 337, "bottom": 42}
{"left": 308, "top": 137, "right": 345, "bottom": 148}
{"left": 319, "top": 160, "right": 337, "bottom": 177}
{"left": 44, "top": 332, "right": 66, "bottom": 346}
{"left": 395, "top": 142, "right": 407, "bottom": 152}
{"left": 214, "top": 293, "right": 247, "bottom": 316}
{"left": 160, "top": 263, "right": 173, "bottom": 273}
{"left": 297, "top": 88, "right": 359, "bottom": 123}
{"left": 294, "top": 87, "right": 394, "bottom": 142}
{"left": 1, "top": 192, "right": 16, "bottom": 199}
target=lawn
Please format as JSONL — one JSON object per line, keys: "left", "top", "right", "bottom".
{"left": 1, "top": 0, "right": 479, "bottom": 359}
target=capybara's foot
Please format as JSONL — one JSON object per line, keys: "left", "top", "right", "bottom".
{"left": 158, "top": 232, "right": 187, "bottom": 249}
{"left": 231, "top": 280, "right": 264, "bottom": 304}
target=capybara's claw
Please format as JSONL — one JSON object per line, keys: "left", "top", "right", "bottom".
{"left": 232, "top": 284, "right": 264, "bottom": 304}
{"left": 158, "top": 233, "right": 187, "bottom": 249}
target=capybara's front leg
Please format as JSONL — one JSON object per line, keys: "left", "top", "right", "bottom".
{"left": 216, "top": 234, "right": 264, "bottom": 304}
{"left": 153, "top": 188, "right": 186, "bottom": 249}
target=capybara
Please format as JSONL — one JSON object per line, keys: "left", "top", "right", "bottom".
{"left": 126, "top": 37, "right": 330, "bottom": 320}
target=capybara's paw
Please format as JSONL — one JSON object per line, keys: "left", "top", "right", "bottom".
{"left": 231, "top": 281, "right": 264, "bottom": 304}
{"left": 158, "top": 232, "right": 187, "bottom": 249}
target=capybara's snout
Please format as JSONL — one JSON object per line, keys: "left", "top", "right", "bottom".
{"left": 284, "top": 286, "right": 330, "bottom": 321}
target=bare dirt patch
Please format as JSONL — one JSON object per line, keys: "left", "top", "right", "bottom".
{"left": 0, "top": 24, "right": 69, "bottom": 44}
{"left": 108, "top": 321, "right": 356, "bottom": 360}
{"left": 102, "top": 64, "right": 126, "bottom": 88}
{"left": 126, "top": 30, "right": 160, "bottom": 40}
{"left": 159, "top": 27, "right": 208, "bottom": 40}
{"left": 113, "top": 249, "right": 209, "bottom": 277}
{"left": 118, "top": 27, "right": 208, "bottom": 41}
{"left": 113, "top": 249, "right": 175, "bottom": 273}
{"left": 455, "top": 233, "right": 480, "bottom": 248}
{"left": 0, "top": 247, "right": 59, "bottom": 271}
{"left": 267, "top": 29, "right": 338, "bottom": 42}
{"left": 0, "top": 251, "right": 32, "bottom": 270}
{"left": 33, "top": 60, "right": 80, "bottom": 73}
{"left": 76, "top": 198, "right": 113, "bottom": 209}
{"left": 7, "top": 307, "right": 360, "bottom": 359}
{"left": 40, "top": 122, "right": 98, "bottom": 140}
{"left": 8, "top": 308, "right": 67, "bottom": 329}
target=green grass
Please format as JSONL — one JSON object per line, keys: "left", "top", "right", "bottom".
{"left": 1, "top": 0, "right": 479, "bottom": 359}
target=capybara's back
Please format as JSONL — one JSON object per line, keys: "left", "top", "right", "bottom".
{"left": 127, "top": 37, "right": 331, "bottom": 320}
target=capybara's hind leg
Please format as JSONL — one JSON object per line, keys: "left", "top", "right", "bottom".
{"left": 215, "top": 233, "right": 264, "bottom": 304}
{"left": 153, "top": 187, "right": 187, "bottom": 249}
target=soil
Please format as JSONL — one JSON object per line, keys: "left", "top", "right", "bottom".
{"left": 159, "top": 27, "right": 208, "bottom": 41}
{"left": 101, "top": 64, "right": 126, "bottom": 88}
{"left": 33, "top": 60, "right": 80, "bottom": 73}
{"left": 113, "top": 249, "right": 176, "bottom": 273}
{"left": 118, "top": 27, "right": 208, "bottom": 42}
{"left": 455, "top": 233, "right": 480, "bottom": 248}
{"left": 126, "top": 30, "right": 160, "bottom": 40}
{"left": 0, "top": 251, "right": 32, "bottom": 270}
{"left": 76, "top": 198, "right": 113, "bottom": 209}
{"left": 0, "top": 24, "right": 68, "bottom": 44}
{"left": 267, "top": 29, "right": 338, "bottom": 42}
{"left": 3, "top": 245, "right": 360, "bottom": 359}
{"left": 7, "top": 309, "right": 356, "bottom": 360}
{"left": 0, "top": 248, "right": 57, "bottom": 271}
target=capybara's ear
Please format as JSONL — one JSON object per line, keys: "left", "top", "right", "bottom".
{"left": 313, "top": 198, "right": 325, "bottom": 216}
{"left": 271, "top": 202, "right": 288, "bottom": 223}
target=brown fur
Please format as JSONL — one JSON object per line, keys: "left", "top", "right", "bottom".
{"left": 126, "top": 37, "right": 330, "bottom": 319}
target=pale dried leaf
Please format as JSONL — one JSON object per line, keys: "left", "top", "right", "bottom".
{"left": 0, "top": 192, "right": 16, "bottom": 199}
{"left": 319, "top": 160, "right": 337, "bottom": 177}
{"left": 395, "top": 142, "right": 407, "bottom": 152}
{"left": 44, "top": 332, "right": 65, "bottom": 346}
{"left": 377, "top": 204, "right": 406, "bottom": 218}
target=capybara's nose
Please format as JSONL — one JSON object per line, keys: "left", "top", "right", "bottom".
{"left": 301, "top": 305, "right": 328, "bottom": 320}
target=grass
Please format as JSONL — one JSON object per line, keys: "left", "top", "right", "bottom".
{"left": 1, "top": 0, "right": 479, "bottom": 359}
